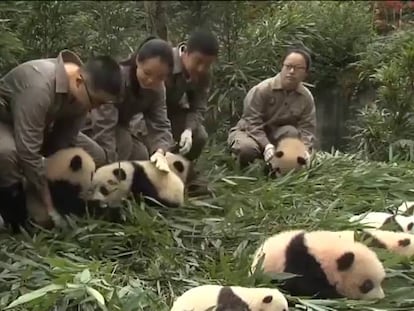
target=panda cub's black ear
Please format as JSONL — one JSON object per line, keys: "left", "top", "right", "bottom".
{"left": 70, "top": 155, "right": 83, "bottom": 172}
{"left": 113, "top": 168, "right": 127, "bottom": 181}
{"left": 173, "top": 160, "right": 184, "bottom": 173}
{"left": 262, "top": 295, "right": 273, "bottom": 303}
{"left": 337, "top": 251, "right": 355, "bottom": 271}
{"left": 275, "top": 151, "right": 284, "bottom": 158}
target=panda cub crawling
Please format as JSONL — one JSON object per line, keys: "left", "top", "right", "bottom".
{"left": 250, "top": 230, "right": 385, "bottom": 300}
{"left": 89, "top": 152, "right": 192, "bottom": 208}
{"left": 349, "top": 211, "right": 414, "bottom": 234}
{"left": 267, "top": 136, "right": 310, "bottom": 177}
{"left": 335, "top": 229, "right": 414, "bottom": 258}
{"left": 170, "top": 284, "right": 288, "bottom": 311}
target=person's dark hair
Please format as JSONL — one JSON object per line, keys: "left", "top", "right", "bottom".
{"left": 186, "top": 29, "right": 219, "bottom": 56}
{"left": 119, "top": 36, "right": 174, "bottom": 71}
{"left": 282, "top": 46, "right": 312, "bottom": 71}
{"left": 81, "top": 55, "right": 122, "bottom": 96}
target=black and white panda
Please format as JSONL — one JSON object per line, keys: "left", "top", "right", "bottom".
{"left": 349, "top": 211, "right": 414, "bottom": 234}
{"left": 89, "top": 152, "right": 191, "bottom": 208}
{"left": 250, "top": 230, "right": 386, "bottom": 300}
{"left": 334, "top": 229, "right": 414, "bottom": 258}
{"left": 46, "top": 147, "right": 102, "bottom": 219}
{"left": 170, "top": 284, "right": 288, "bottom": 311}
{"left": 164, "top": 151, "right": 195, "bottom": 187}
{"left": 267, "top": 136, "right": 310, "bottom": 177}
{"left": 396, "top": 201, "right": 414, "bottom": 216}
{"left": 0, "top": 147, "right": 98, "bottom": 232}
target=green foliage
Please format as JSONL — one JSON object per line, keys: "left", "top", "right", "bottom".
{"left": 208, "top": 0, "right": 376, "bottom": 130}
{"left": 0, "top": 1, "right": 146, "bottom": 64}
{"left": 351, "top": 29, "right": 414, "bottom": 91}
{"left": 0, "top": 3, "right": 25, "bottom": 73}
{"left": 349, "top": 34, "right": 414, "bottom": 161}
{"left": 2, "top": 147, "right": 414, "bottom": 310}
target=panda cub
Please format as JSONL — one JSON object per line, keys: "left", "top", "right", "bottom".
{"left": 336, "top": 229, "right": 414, "bottom": 258}
{"left": 0, "top": 147, "right": 98, "bottom": 232}
{"left": 396, "top": 201, "right": 414, "bottom": 216}
{"left": 349, "top": 211, "right": 414, "bottom": 234}
{"left": 89, "top": 152, "right": 191, "bottom": 208}
{"left": 170, "top": 284, "right": 288, "bottom": 311}
{"left": 46, "top": 147, "right": 101, "bottom": 219}
{"left": 250, "top": 230, "right": 385, "bottom": 300}
{"left": 267, "top": 136, "right": 310, "bottom": 177}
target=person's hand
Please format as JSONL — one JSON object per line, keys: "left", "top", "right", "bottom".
{"left": 263, "top": 143, "right": 275, "bottom": 163}
{"left": 150, "top": 149, "right": 170, "bottom": 173}
{"left": 43, "top": 184, "right": 65, "bottom": 228}
{"left": 179, "top": 129, "right": 192, "bottom": 155}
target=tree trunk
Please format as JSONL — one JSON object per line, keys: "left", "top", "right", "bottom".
{"left": 144, "top": 1, "right": 168, "bottom": 41}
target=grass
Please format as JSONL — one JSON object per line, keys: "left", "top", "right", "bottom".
{"left": 2, "top": 143, "right": 414, "bottom": 310}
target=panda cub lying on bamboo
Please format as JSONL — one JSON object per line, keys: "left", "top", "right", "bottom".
{"left": 89, "top": 151, "right": 194, "bottom": 208}
{"left": 250, "top": 229, "right": 386, "bottom": 300}
{"left": 0, "top": 148, "right": 194, "bottom": 231}
{"left": 170, "top": 284, "right": 288, "bottom": 311}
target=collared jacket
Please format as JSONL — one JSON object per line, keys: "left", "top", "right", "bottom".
{"left": 84, "top": 65, "right": 173, "bottom": 162}
{"left": 232, "top": 73, "right": 317, "bottom": 150}
{"left": 0, "top": 50, "right": 88, "bottom": 192}
{"left": 165, "top": 43, "right": 211, "bottom": 131}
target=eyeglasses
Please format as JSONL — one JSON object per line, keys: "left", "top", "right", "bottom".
{"left": 283, "top": 63, "right": 306, "bottom": 72}
{"left": 81, "top": 74, "right": 118, "bottom": 107}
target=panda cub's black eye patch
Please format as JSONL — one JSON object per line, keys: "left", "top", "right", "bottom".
{"left": 113, "top": 168, "right": 127, "bottom": 181}
{"left": 100, "top": 186, "right": 110, "bottom": 196}
{"left": 359, "top": 279, "right": 374, "bottom": 294}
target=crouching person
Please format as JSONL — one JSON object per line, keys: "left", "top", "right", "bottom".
{"left": 0, "top": 50, "right": 122, "bottom": 231}
{"left": 82, "top": 37, "right": 175, "bottom": 174}
{"left": 165, "top": 30, "right": 219, "bottom": 162}
{"left": 228, "top": 47, "right": 317, "bottom": 169}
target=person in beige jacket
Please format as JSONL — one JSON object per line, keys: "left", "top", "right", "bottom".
{"left": 0, "top": 50, "right": 122, "bottom": 230}
{"left": 228, "top": 47, "right": 317, "bottom": 168}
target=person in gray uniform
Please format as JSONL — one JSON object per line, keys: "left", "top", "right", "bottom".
{"left": 166, "top": 30, "right": 219, "bottom": 161}
{"left": 82, "top": 37, "right": 175, "bottom": 174}
{"left": 0, "top": 50, "right": 122, "bottom": 230}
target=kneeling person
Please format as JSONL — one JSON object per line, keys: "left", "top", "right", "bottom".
{"left": 228, "top": 47, "right": 317, "bottom": 172}
{"left": 0, "top": 50, "right": 122, "bottom": 230}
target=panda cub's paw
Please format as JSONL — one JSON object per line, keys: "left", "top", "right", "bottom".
{"left": 49, "top": 210, "right": 67, "bottom": 229}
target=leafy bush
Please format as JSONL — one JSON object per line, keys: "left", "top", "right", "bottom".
{"left": 207, "top": 1, "right": 376, "bottom": 140}
{"left": 348, "top": 34, "right": 414, "bottom": 161}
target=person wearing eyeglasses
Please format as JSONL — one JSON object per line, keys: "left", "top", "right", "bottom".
{"left": 0, "top": 50, "right": 123, "bottom": 230}
{"left": 227, "top": 46, "right": 317, "bottom": 168}
{"left": 82, "top": 37, "right": 175, "bottom": 174}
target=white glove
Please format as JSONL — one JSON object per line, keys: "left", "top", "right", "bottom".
{"left": 263, "top": 143, "right": 275, "bottom": 162}
{"left": 179, "top": 129, "right": 192, "bottom": 155}
{"left": 150, "top": 150, "right": 170, "bottom": 173}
